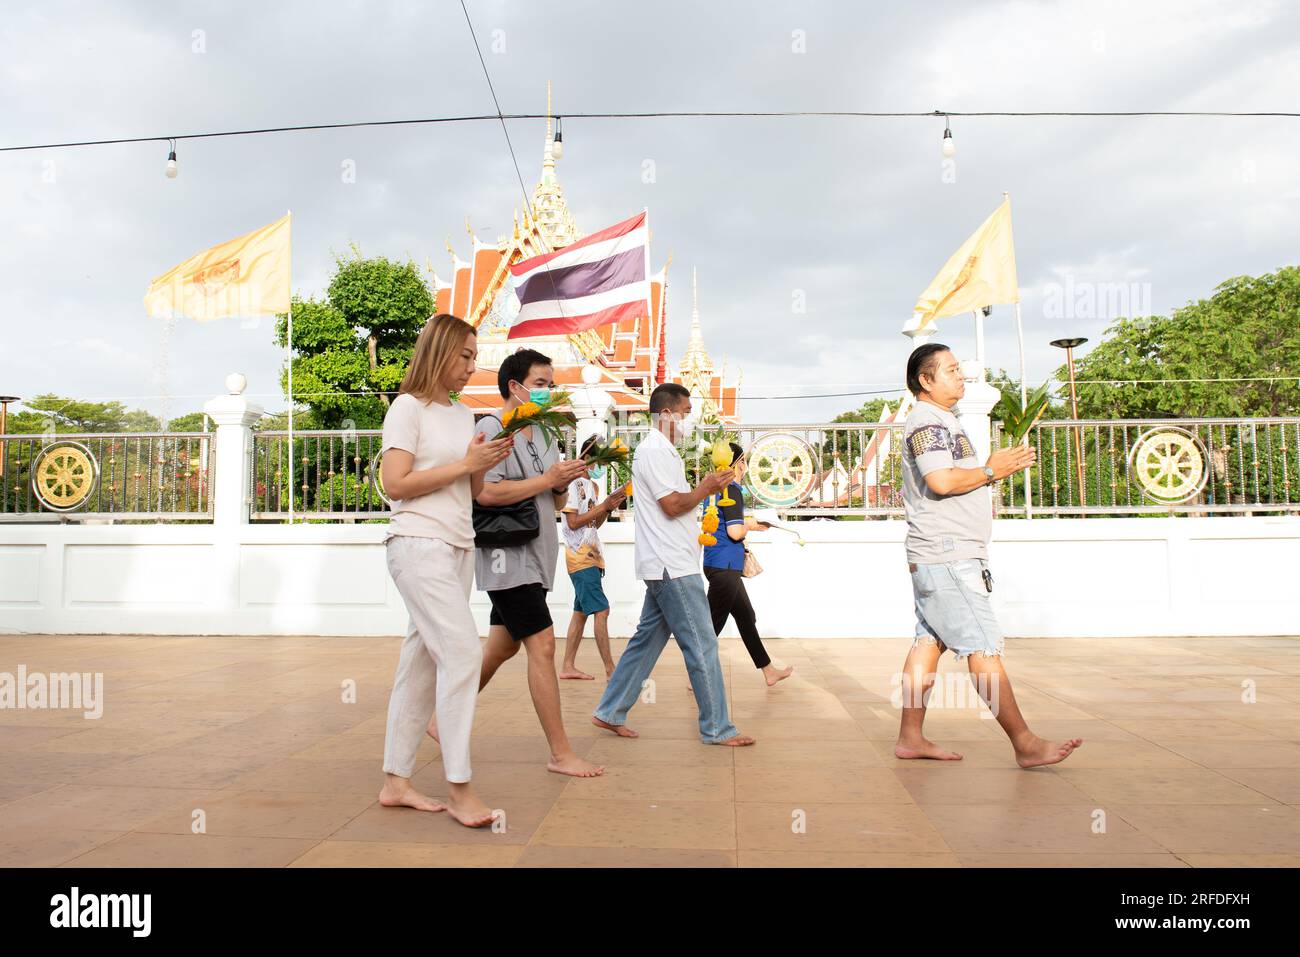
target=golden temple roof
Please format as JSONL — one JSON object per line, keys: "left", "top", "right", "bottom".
{"left": 679, "top": 267, "right": 715, "bottom": 381}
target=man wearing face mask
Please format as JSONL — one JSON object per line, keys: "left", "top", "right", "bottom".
{"left": 559, "top": 435, "right": 627, "bottom": 680}
{"left": 591, "top": 383, "right": 756, "bottom": 748}
{"left": 468, "top": 348, "right": 605, "bottom": 778}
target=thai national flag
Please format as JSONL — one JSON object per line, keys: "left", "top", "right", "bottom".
{"left": 506, "top": 209, "right": 650, "bottom": 339}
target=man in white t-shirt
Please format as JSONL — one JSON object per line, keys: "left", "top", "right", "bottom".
{"left": 591, "top": 384, "right": 756, "bottom": 747}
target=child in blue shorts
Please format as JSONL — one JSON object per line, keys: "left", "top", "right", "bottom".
{"left": 559, "top": 437, "right": 627, "bottom": 679}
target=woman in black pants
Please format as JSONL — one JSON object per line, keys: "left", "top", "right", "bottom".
{"left": 701, "top": 443, "right": 794, "bottom": 687}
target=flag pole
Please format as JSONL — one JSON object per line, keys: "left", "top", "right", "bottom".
{"left": 1005, "top": 191, "right": 1032, "bottom": 519}
{"left": 1016, "top": 299, "right": 1033, "bottom": 519}
{"left": 286, "top": 209, "right": 294, "bottom": 526}
{"left": 1015, "top": 302, "right": 1028, "bottom": 416}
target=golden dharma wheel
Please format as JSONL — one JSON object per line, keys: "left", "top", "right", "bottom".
{"left": 1129, "top": 427, "right": 1208, "bottom": 505}
{"left": 31, "top": 441, "right": 100, "bottom": 512}
{"left": 746, "top": 432, "right": 819, "bottom": 508}
{"left": 368, "top": 451, "right": 394, "bottom": 506}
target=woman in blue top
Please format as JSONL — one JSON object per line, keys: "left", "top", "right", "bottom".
{"left": 702, "top": 442, "right": 794, "bottom": 687}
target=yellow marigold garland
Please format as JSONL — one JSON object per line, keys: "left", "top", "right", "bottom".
{"left": 698, "top": 497, "right": 720, "bottom": 546}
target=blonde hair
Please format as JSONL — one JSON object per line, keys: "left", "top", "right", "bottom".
{"left": 399, "top": 313, "right": 476, "bottom": 401}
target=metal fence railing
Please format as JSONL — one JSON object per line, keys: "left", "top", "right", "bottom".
{"left": 250, "top": 429, "right": 389, "bottom": 521}
{"left": 609, "top": 423, "right": 907, "bottom": 518}
{"left": 7, "top": 416, "right": 1297, "bottom": 523}
{"left": 0, "top": 433, "right": 214, "bottom": 521}
{"left": 1005, "top": 417, "right": 1300, "bottom": 516}
{"left": 692, "top": 418, "right": 1300, "bottom": 518}
{"left": 237, "top": 417, "right": 1300, "bottom": 521}
{"left": 249, "top": 426, "right": 588, "bottom": 521}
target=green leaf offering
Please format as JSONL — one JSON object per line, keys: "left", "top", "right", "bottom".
{"left": 998, "top": 382, "right": 1052, "bottom": 446}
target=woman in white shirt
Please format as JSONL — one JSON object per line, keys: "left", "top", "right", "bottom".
{"left": 377, "top": 313, "right": 512, "bottom": 828}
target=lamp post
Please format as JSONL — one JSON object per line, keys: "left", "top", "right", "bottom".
{"left": 1050, "top": 338, "right": 1088, "bottom": 506}
{"left": 0, "top": 395, "right": 18, "bottom": 479}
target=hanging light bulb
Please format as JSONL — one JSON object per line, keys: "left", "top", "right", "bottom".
{"left": 941, "top": 117, "right": 955, "bottom": 158}
{"left": 552, "top": 116, "right": 564, "bottom": 160}
{"left": 165, "top": 139, "right": 178, "bottom": 179}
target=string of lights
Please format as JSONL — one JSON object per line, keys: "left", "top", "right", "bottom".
{"left": 4, "top": 109, "right": 1297, "bottom": 178}
{"left": 6, "top": 109, "right": 1296, "bottom": 153}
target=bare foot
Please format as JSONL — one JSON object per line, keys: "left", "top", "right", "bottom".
{"left": 764, "top": 665, "right": 794, "bottom": 687}
{"left": 548, "top": 753, "right": 606, "bottom": 777}
{"left": 714, "top": 734, "right": 756, "bottom": 747}
{"left": 1015, "top": 736, "right": 1083, "bottom": 769}
{"left": 378, "top": 777, "right": 446, "bottom": 812}
{"left": 894, "top": 738, "right": 964, "bottom": 760}
{"left": 445, "top": 784, "right": 495, "bottom": 828}
{"left": 425, "top": 714, "right": 439, "bottom": 743}
{"left": 559, "top": 667, "right": 596, "bottom": 680}
{"left": 592, "top": 716, "right": 639, "bottom": 738}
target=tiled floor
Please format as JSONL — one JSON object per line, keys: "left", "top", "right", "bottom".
{"left": 2, "top": 633, "right": 1299, "bottom": 867}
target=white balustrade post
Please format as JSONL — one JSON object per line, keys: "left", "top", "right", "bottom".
{"left": 203, "top": 373, "right": 264, "bottom": 526}
{"left": 569, "top": 364, "right": 614, "bottom": 496}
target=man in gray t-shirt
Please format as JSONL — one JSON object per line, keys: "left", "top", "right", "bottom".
{"left": 902, "top": 400, "right": 991, "bottom": 564}
{"left": 468, "top": 348, "right": 602, "bottom": 780}
{"left": 893, "top": 342, "right": 1082, "bottom": 772}
{"left": 473, "top": 414, "right": 562, "bottom": 592}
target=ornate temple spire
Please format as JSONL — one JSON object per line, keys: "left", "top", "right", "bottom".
{"left": 679, "top": 267, "right": 715, "bottom": 380}
{"left": 529, "top": 81, "right": 580, "bottom": 250}
{"left": 655, "top": 252, "right": 672, "bottom": 385}
{"left": 542, "top": 83, "right": 556, "bottom": 180}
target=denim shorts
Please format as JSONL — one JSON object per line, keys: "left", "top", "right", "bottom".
{"left": 910, "top": 559, "right": 1005, "bottom": 660}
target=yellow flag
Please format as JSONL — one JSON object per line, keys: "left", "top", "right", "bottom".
{"left": 904, "top": 198, "right": 1018, "bottom": 335}
{"left": 144, "top": 213, "right": 290, "bottom": 320}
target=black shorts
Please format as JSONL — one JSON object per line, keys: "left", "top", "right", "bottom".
{"left": 487, "top": 582, "right": 553, "bottom": 641}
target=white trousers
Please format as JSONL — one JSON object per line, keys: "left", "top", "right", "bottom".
{"left": 382, "top": 535, "right": 482, "bottom": 783}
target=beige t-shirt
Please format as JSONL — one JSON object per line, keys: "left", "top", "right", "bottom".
{"left": 380, "top": 394, "right": 474, "bottom": 547}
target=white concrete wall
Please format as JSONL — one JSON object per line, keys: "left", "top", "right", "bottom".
{"left": 2, "top": 516, "right": 1297, "bottom": 638}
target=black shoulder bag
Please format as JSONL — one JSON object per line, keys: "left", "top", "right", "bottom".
{"left": 472, "top": 417, "right": 541, "bottom": 548}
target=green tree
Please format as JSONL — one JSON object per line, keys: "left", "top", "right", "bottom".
{"left": 1065, "top": 266, "right": 1300, "bottom": 418}
{"left": 123, "top": 409, "right": 163, "bottom": 432}
{"left": 10, "top": 394, "right": 128, "bottom": 432}
{"left": 253, "top": 406, "right": 321, "bottom": 432}
{"left": 831, "top": 397, "right": 892, "bottom": 426}
{"left": 165, "top": 412, "right": 211, "bottom": 433}
{"left": 274, "top": 252, "right": 433, "bottom": 429}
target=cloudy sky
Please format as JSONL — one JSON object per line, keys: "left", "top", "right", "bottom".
{"left": 2, "top": 0, "right": 1297, "bottom": 425}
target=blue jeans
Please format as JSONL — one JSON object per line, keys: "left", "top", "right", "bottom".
{"left": 594, "top": 571, "right": 740, "bottom": 744}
